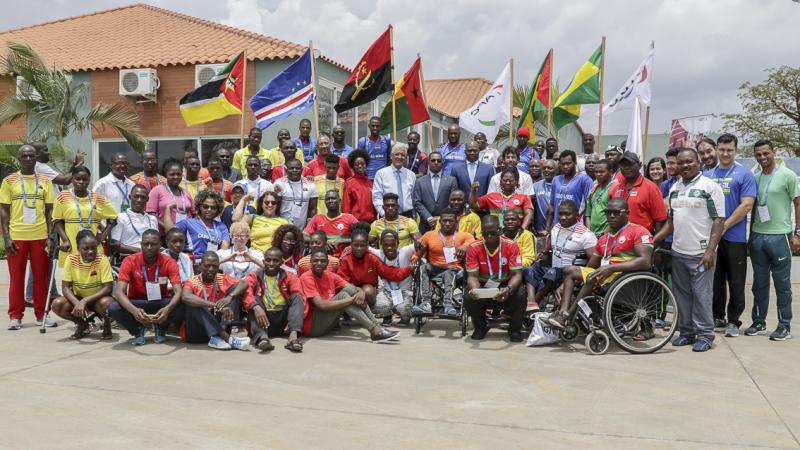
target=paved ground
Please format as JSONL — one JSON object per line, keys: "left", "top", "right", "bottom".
{"left": 0, "top": 285, "right": 798, "bottom": 450}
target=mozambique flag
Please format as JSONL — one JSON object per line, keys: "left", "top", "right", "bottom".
{"left": 554, "top": 44, "right": 603, "bottom": 107}
{"left": 179, "top": 52, "right": 244, "bottom": 126}
{"left": 379, "top": 57, "right": 430, "bottom": 134}
{"left": 334, "top": 27, "right": 393, "bottom": 113}
{"left": 517, "top": 49, "right": 552, "bottom": 130}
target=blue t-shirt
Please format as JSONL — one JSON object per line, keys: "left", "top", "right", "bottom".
{"left": 517, "top": 146, "right": 540, "bottom": 174}
{"left": 221, "top": 204, "right": 255, "bottom": 229}
{"left": 532, "top": 179, "right": 552, "bottom": 233}
{"left": 176, "top": 218, "right": 230, "bottom": 259}
{"left": 331, "top": 143, "right": 354, "bottom": 158}
{"left": 293, "top": 137, "right": 317, "bottom": 163}
{"left": 550, "top": 172, "right": 594, "bottom": 216}
{"left": 437, "top": 143, "right": 466, "bottom": 176}
{"left": 703, "top": 163, "right": 757, "bottom": 243}
{"left": 358, "top": 135, "right": 392, "bottom": 180}
{"left": 660, "top": 177, "right": 678, "bottom": 243}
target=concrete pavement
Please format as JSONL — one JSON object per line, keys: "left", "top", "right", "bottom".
{"left": 0, "top": 285, "right": 798, "bottom": 449}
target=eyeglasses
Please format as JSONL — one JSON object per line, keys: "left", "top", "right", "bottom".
{"left": 232, "top": 234, "right": 249, "bottom": 239}
{"left": 264, "top": 200, "right": 277, "bottom": 205}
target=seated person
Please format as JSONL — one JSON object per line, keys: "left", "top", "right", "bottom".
{"left": 547, "top": 199, "right": 654, "bottom": 329}
{"left": 528, "top": 200, "right": 597, "bottom": 309}
{"left": 50, "top": 230, "right": 114, "bottom": 340}
{"left": 163, "top": 227, "right": 194, "bottom": 283}
{"left": 464, "top": 215, "right": 526, "bottom": 342}
{"left": 435, "top": 189, "right": 481, "bottom": 238}
{"left": 369, "top": 192, "right": 421, "bottom": 249}
{"left": 108, "top": 229, "right": 185, "bottom": 346}
{"left": 369, "top": 230, "right": 418, "bottom": 325}
{"left": 217, "top": 220, "right": 264, "bottom": 279}
{"left": 500, "top": 210, "right": 536, "bottom": 309}
{"left": 221, "top": 184, "right": 255, "bottom": 229}
{"left": 171, "top": 189, "right": 230, "bottom": 264}
{"left": 297, "top": 230, "right": 340, "bottom": 275}
{"left": 303, "top": 189, "right": 358, "bottom": 257}
{"left": 272, "top": 224, "right": 305, "bottom": 273}
{"left": 242, "top": 247, "right": 306, "bottom": 353}
{"left": 414, "top": 208, "right": 474, "bottom": 317}
{"left": 180, "top": 252, "right": 251, "bottom": 350}
{"left": 110, "top": 184, "right": 158, "bottom": 259}
{"left": 299, "top": 250, "right": 399, "bottom": 342}
{"left": 469, "top": 168, "right": 533, "bottom": 229}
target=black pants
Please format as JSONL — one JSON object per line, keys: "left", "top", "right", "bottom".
{"left": 183, "top": 296, "right": 243, "bottom": 343}
{"left": 248, "top": 294, "right": 305, "bottom": 342}
{"left": 107, "top": 298, "right": 185, "bottom": 336}
{"left": 465, "top": 284, "right": 526, "bottom": 334}
{"left": 713, "top": 239, "right": 748, "bottom": 326}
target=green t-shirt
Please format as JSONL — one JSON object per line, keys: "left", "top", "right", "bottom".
{"left": 585, "top": 181, "right": 612, "bottom": 237}
{"left": 752, "top": 164, "right": 799, "bottom": 234}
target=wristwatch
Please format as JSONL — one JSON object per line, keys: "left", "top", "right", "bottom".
{"left": 794, "top": 229, "right": 800, "bottom": 237}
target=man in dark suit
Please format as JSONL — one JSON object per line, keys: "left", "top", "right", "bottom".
{"left": 413, "top": 151, "right": 457, "bottom": 233}
{"left": 451, "top": 141, "right": 495, "bottom": 198}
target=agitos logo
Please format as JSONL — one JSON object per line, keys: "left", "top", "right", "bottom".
{"left": 468, "top": 83, "right": 504, "bottom": 126}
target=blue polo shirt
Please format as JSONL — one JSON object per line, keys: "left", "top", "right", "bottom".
{"left": 357, "top": 135, "right": 392, "bottom": 180}
{"left": 176, "top": 218, "right": 230, "bottom": 259}
{"left": 437, "top": 143, "right": 466, "bottom": 176}
{"left": 550, "top": 172, "right": 594, "bottom": 216}
{"left": 532, "top": 179, "right": 552, "bottom": 233}
{"left": 331, "top": 143, "right": 354, "bottom": 158}
{"left": 703, "top": 163, "right": 757, "bottom": 243}
{"left": 517, "top": 146, "right": 540, "bottom": 173}
{"left": 293, "top": 137, "right": 317, "bottom": 163}
{"left": 660, "top": 177, "right": 678, "bottom": 243}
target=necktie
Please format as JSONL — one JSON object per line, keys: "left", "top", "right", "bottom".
{"left": 468, "top": 162, "right": 477, "bottom": 184}
{"left": 432, "top": 173, "right": 440, "bottom": 202}
{"left": 395, "top": 169, "right": 404, "bottom": 211}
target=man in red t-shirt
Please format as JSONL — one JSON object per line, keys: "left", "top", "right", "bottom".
{"left": 299, "top": 250, "right": 399, "bottom": 342}
{"left": 109, "top": 229, "right": 184, "bottom": 345}
{"left": 607, "top": 152, "right": 667, "bottom": 234}
{"left": 548, "top": 198, "right": 654, "bottom": 329}
{"left": 304, "top": 190, "right": 358, "bottom": 257}
{"left": 464, "top": 215, "right": 526, "bottom": 342}
{"left": 181, "top": 251, "right": 252, "bottom": 350}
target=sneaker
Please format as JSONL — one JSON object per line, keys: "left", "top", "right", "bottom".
{"left": 132, "top": 327, "right": 146, "bottom": 346}
{"left": 526, "top": 301, "right": 540, "bottom": 312}
{"left": 713, "top": 319, "right": 727, "bottom": 332}
{"left": 208, "top": 335, "right": 231, "bottom": 350}
{"left": 371, "top": 329, "right": 400, "bottom": 343}
{"left": 382, "top": 316, "right": 393, "bottom": 326}
{"left": 724, "top": 323, "right": 740, "bottom": 337}
{"left": 7, "top": 319, "right": 22, "bottom": 331}
{"left": 671, "top": 335, "right": 695, "bottom": 346}
{"left": 769, "top": 326, "right": 792, "bottom": 341}
{"left": 692, "top": 338, "right": 713, "bottom": 352}
{"left": 341, "top": 314, "right": 353, "bottom": 326}
{"left": 153, "top": 328, "right": 167, "bottom": 344}
{"left": 547, "top": 311, "right": 567, "bottom": 330}
{"left": 411, "top": 302, "right": 432, "bottom": 316}
{"left": 744, "top": 322, "right": 767, "bottom": 336}
{"left": 655, "top": 318, "right": 666, "bottom": 329}
{"left": 443, "top": 304, "right": 459, "bottom": 317}
{"left": 34, "top": 317, "right": 58, "bottom": 327}
{"left": 509, "top": 331, "right": 524, "bottom": 343}
{"left": 228, "top": 335, "right": 250, "bottom": 350}
{"left": 470, "top": 326, "right": 489, "bottom": 340}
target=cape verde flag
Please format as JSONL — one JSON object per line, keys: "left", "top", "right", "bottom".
{"left": 250, "top": 49, "right": 315, "bottom": 130}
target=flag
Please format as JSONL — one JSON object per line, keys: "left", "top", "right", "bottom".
{"left": 626, "top": 97, "right": 643, "bottom": 158}
{"left": 379, "top": 58, "right": 430, "bottom": 134}
{"left": 334, "top": 27, "right": 393, "bottom": 113}
{"left": 603, "top": 49, "right": 654, "bottom": 116}
{"left": 179, "top": 52, "right": 244, "bottom": 126}
{"left": 249, "top": 49, "right": 315, "bottom": 130}
{"left": 668, "top": 115, "right": 713, "bottom": 148}
{"left": 552, "top": 104, "right": 582, "bottom": 132}
{"left": 458, "top": 62, "right": 511, "bottom": 142}
{"left": 554, "top": 44, "right": 603, "bottom": 107}
{"left": 517, "top": 49, "right": 552, "bottom": 130}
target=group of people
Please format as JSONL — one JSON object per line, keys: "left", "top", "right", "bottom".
{"left": 1, "top": 116, "right": 795, "bottom": 353}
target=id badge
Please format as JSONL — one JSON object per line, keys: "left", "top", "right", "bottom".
{"left": 600, "top": 258, "right": 611, "bottom": 267}
{"left": 146, "top": 282, "right": 162, "bottom": 301}
{"left": 22, "top": 206, "right": 36, "bottom": 224}
{"left": 484, "top": 279, "right": 500, "bottom": 288}
{"left": 443, "top": 247, "right": 457, "bottom": 263}
{"left": 175, "top": 212, "right": 188, "bottom": 223}
{"left": 757, "top": 205, "right": 770, "bottom": 222}
{"left": 206, "top": 241, "right": 219, "bottom": 253}
{"left": 390, "top": 289, "right": 404, "bottom": 306}
{"left": 121, "top": 204, "right": 129, "bottom": 212}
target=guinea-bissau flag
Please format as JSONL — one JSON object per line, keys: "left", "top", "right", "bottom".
{"left": 179, "top": 52, "right": 244, "bottom": 126}
{"left": 334, "top": 27, "right": 393, "bottom": 113}
{"left": 552, "top": 43, "right": 603, "bottom": 131}
{"left": 517, "top": 49, "right": 552, "bottom": 131}
{"left": 379, "top": 57, "right": 430, "bottom": 134}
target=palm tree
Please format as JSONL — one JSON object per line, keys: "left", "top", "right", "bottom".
{"left": 0, "top": 42, "right": 147, "bottom": 170}
{"left": 494, "top": 82, "right": 560, "bottom": 145}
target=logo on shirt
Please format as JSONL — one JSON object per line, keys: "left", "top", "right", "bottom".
{"left": 619, "top": 236, "right": 627, "bottom": 244}
{"left": 500, "top": 257, "right": 507, "bottom": 265}
{"left": 641, "top": 235, "right": 651, "bottom": 244}
{"left": 515, "top": 255, "right": 521, "bottom": 264}
{"left": 336, "top": 224, "right": 344, "bottom": 230}
{"left": 513, "top": 199, "right": 520, "bottom": 205}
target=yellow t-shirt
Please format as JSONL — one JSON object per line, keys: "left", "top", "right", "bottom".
{"left": 62, "top": 253, "right": 114, "bottom": 298}
{"left": 261, "top": 274, "right": 286, "bottom": 311}
{"left": 52, "top": 191, "right": 118, "bottom": 266}
{"left": 182, "top": 178, "right": 204, "bottom": 203}
{"left": 0, "top": 172, "right": 55, "bottom": 240}
{"left": 370, "top": 215, "right": 419, "bottom": 249}
{"left": 435, "top": 212, "right": 482, "bottom": 239}
{"left": 232, "top": 146, "right": 270, "bottom": 174}
{"left": 267, "top": 147, "right": 306, "bottom": 168}
{"left": 250, "top": 214, "right": 290, "bottom": 252}
{"left": 313, "top": 175, "right": 344, "bottom": 213}
{"left": 516, "top": 229, "right": 536, "bottom": 267}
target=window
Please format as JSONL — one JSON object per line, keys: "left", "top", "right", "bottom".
{"left": 317, "top": 84, "right": 335, "bottom": 135}
{"left": 200, "top": 137, "right": 238, "bottom": 167}
{"left": 336, "top": 108, "right": 354, "bottom": 146}
{"left": 356, "top": 103, "right": 374, "bottom": 144}
{"left": 97, "top": 138, "right": 199, "bottom": 176}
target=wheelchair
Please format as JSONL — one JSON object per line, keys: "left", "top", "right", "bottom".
{"left": 410, "top": 263, "right": 469, "bottom": 336}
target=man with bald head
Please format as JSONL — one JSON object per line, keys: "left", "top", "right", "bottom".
{"left": 437, "top": 124, "right": 467, "bottom": 176}
{"left": 94, "top": 153, "right": 135, "bottom": 213}
{"left": 331, "top": 125, "right": 353, "bottom": 157}
{"left": 451, "top": 140, "right": 495, "bottom": 198}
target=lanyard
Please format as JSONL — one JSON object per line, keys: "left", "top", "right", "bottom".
{"left": 500, "top": 192, "right": 514, "bottom": 215}
{"left": 262, "top": 271, "right": 281, "bottom": 308}
{"left": 233, "top": 258, "right": 251, "bottom": 278}
{"left": 126, "top": 210, "right": 154, "bottom": 237}
{"left": 184, "top": 179, "right": 201, "bottom": 195}
{"left": 201, "top": 277, "right": 219, "bottom": 303}
{"left": 715, "top": 163, "right": 737, "bottom": 181}
{"left": 213, "top": 180, "right": 225, "bottom": 196}
{"left": 485, "top": 239, "right": 502, "bottom": 281}
{"left": 114, "top": 179, "right": 130, "bottom": 205}
{"left": 73, "top": 191, "right": 94, "bottom": 230}
{"left": 382, "top": 254, "right": 400, "bottom": 290}
{"left": 559, "top": 175, "right": 576, "bottom": 193}
{"left": 168, "top": 187, "right": 187, "bottom": 213}
{"left": 142, "top": 265, "right": 159, "bottom": 283}
{"left": 439, "top": 231, "right": 455, "bottom": 248}
{"left": 203, "top": 220, "right": 221, "bottom": 243}
{"left": 406, "top": 150, "right": 419, "bottom": 170}
{"left": 757, "top": 172, "right": 775, "bottom": 206}
{"left": 553, "top": 224, "right": 577, "bottom": 256}
{"left": 289, "top": 179, "right": 304, "bottom": 205}
{"left": 603, "top": 224, "right": 628, "bottom": 259}
{"left": 143, "top": 173, "right": 161, "bottom": 191}
{"left": 19, "top": 172, "right": 39, "bottom": 209}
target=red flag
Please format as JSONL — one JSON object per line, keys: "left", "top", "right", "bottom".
{"left": 334, "top": 26, "right": 393, "bottom": 113}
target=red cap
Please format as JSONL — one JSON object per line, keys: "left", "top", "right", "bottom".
{"left": 517, "top": 126, "right": 530, "bottom": 138}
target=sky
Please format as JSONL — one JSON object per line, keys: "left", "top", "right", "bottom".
{"left": 2, "top": 0, "right": 799, "bottom": 135}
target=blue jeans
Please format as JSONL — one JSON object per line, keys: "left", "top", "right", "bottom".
{"left": 750, "top": 232, "right": 793, "bottom": 329}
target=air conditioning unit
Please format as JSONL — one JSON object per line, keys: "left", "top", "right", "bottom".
{"left": 16, "top": 76, "right": 41, "bottom": 100}
{"left": 119, "top": 68, "right": 159, "bottom": 102}
{"left": 195, "top": 64, "right": 225, "bottom": 88}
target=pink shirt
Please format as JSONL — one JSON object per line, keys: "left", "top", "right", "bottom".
{"left": 146, "top": 184, "right": 195, "bottom": 232}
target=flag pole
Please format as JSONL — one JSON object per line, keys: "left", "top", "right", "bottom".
{"left": 309, "top": 41, "right": 321, "bottom": 140}
{"left": 508, "top": 58, "right": 514, "bottom": 146}
{"left": 418, "top": 53, "right": 435, "bottom": 152}
{"left": 547, "top": 49, "right": 553, "bottom": 139}
{"left": 239, "top": 49, "right": 248, "bottom": 148}
{"left": 642, "top": 40, "right": 654, "bottom": 163}
{"left": 389, "top": 25, "right": 397, "bottom": 139}
{"left": 596, "top": 36, "right": 606, "bottom": 154}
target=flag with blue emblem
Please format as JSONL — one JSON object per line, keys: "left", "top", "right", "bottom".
{"left": 249, "top": 49, "right": 315, "bottom": 130}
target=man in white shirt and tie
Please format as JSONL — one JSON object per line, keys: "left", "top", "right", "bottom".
{"left": 372, "top": 144, "right": 417, "bottom": 218}
{"left": 413, "top": 152, "right": 457, "bottom": 232}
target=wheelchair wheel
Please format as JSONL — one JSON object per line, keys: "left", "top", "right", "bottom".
{"left": 603, "top": 272, "right": 678, "bottom": 354}
{"left": 559, "top": 323, "right": 579, "bottom": 342}
{"left": 460, "top": 307, "right": 468, "bottom": 337}
{"left": 585, "top": 330, "right": 610, "bottom": 355}
{"left": 414, "top": 316, "right": 423, "bottom": 334}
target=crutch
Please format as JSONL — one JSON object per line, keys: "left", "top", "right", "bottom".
{"left": 39, "top": 237, "right": 60, "bottom": 334}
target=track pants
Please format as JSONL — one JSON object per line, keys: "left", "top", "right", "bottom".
{"left": 183, "top": 296, "right": 243, "bottom": 343}
{"left": 712, "top": 239, "right": 747, "bottom": 327}
{"left": 107, "top": 298, "right": 185, "bottom": 335}
{"left": 465, "top": 284, "right": 526, "bottom": 334}
{"left": 750, "top": 232, "right": 793, "bottom": 329}
{"left": 7, "top": 239, "right": 49, "bottom": 320}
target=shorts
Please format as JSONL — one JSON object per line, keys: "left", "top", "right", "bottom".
{"left": 526, "top": 263, "right": 564, "bottom": 290}
{"left": 579, "top": 267, "right": 621, "bottom": 288}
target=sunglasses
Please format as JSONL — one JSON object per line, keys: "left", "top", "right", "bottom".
{"left": 264, "top": 200, "right": 277, "bottom": 205}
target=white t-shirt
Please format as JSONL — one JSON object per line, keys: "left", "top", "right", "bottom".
{"left": 233, "top": 177, "right": 274, "bottom": 201}
{"left": 369, "top": 244, "right": 415, "bottom": 291}
{"left": 478, "top": 148, "right": 501, "bottom": 167}
{"left": 274, "top": 177, "right": 319, "bottom": 229}
{"left": 34, "top": 161, "right": 59, "bottom": 180}
{"left": 111, "top": 210, "right": 158, "bottom": 248}
{"left": 550, "top": 222, "right": 597, "bottom": 268}
{"left": 217, "top": 247, "right": 264, "bottom": 279}
{"left": 488, "top": 170, "right": 535, "bottom": 196}
{"left": 93, "top": 172, "right": 136, "bottom": 213}
{"left": 161, "top": 250, "right": 194, "bottom": 284}
{"left": 668, "top": 173, "right": 726, "bottom": 256}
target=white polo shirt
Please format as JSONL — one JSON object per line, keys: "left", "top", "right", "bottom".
{"left": 550, "top": 222, "right": 597, "bottom": 268}
{"left": 668, "top": 173, "right": 726, "bottom": 256}
{"left": 274, "top": 177, "right": 319, "bottom": 229}
{"left": 94, "top": 172, "right": 136, "bottom": 213}
{"left": 111, "top": 210, "right": 158, "bottom": 248}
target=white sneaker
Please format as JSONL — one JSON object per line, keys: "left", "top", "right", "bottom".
{"left": 208, "top": 335, "right": 232, "bottom": 350}
{"left": 228, "top": 335, "right": 250, "bottom": 350}
{"left": 7, "top": 319, "right": 22, "bottom": 331}
{"left": 34, "top": 317, "right": 58, "bottom": 327}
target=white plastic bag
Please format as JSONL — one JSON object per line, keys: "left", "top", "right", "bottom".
{"left": 526, "top": 312, "right": 560, "bottom": 346}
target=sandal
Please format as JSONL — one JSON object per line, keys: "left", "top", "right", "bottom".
{"left": 256, "top": 337, "right": 275, "bottom": 351}
{"left": 284, "top": 339, "right": 303, "bottom": 353}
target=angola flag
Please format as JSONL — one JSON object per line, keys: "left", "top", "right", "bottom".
{"left": 378, "top": 58, "right": 429, "bottom": 134}
{"left": 554, "top": 44, "right": 603, "bottom": 107}
{"left": 517, "top": 49, "right": 552, "bottom": 131}
{"left": 179, "top": 52, "right": 244, "bottom": 126}
{"left": 334, "top": 27, "right": 393, "bottom": 113}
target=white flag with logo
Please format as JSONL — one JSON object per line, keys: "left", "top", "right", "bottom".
{"left": 626, "top": 96, "right": 643, "bottom": 159}
{"left": 459, "top": 63, "right": 510, "bottom": 142}
{"left": 602, "top": 49, "right": 654, "bottom": 116}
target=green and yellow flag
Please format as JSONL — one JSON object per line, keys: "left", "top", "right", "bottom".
{"left": 555, "top": 44, "right": 602, "bottom": 107}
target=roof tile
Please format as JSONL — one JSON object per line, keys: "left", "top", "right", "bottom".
{"left": 425, "top": 77, "right": 493, "bottom": 118}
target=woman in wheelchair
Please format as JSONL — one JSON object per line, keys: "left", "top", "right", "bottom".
{"left": 546, "top": 199, "right": 654, "bottom": 330}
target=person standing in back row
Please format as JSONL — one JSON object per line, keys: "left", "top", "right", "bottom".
{"left": 294, "top": 118, "right": 317, "bottom": 163}
{"left": 358, "top": 116, "right": 392, "bottom": 180}
{"left": 437, "top": 124, "right": 467, "bottom": 176}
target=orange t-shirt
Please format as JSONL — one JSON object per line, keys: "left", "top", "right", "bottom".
{"left": 420, "top": 230, "right": 475, "bottom": 268}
